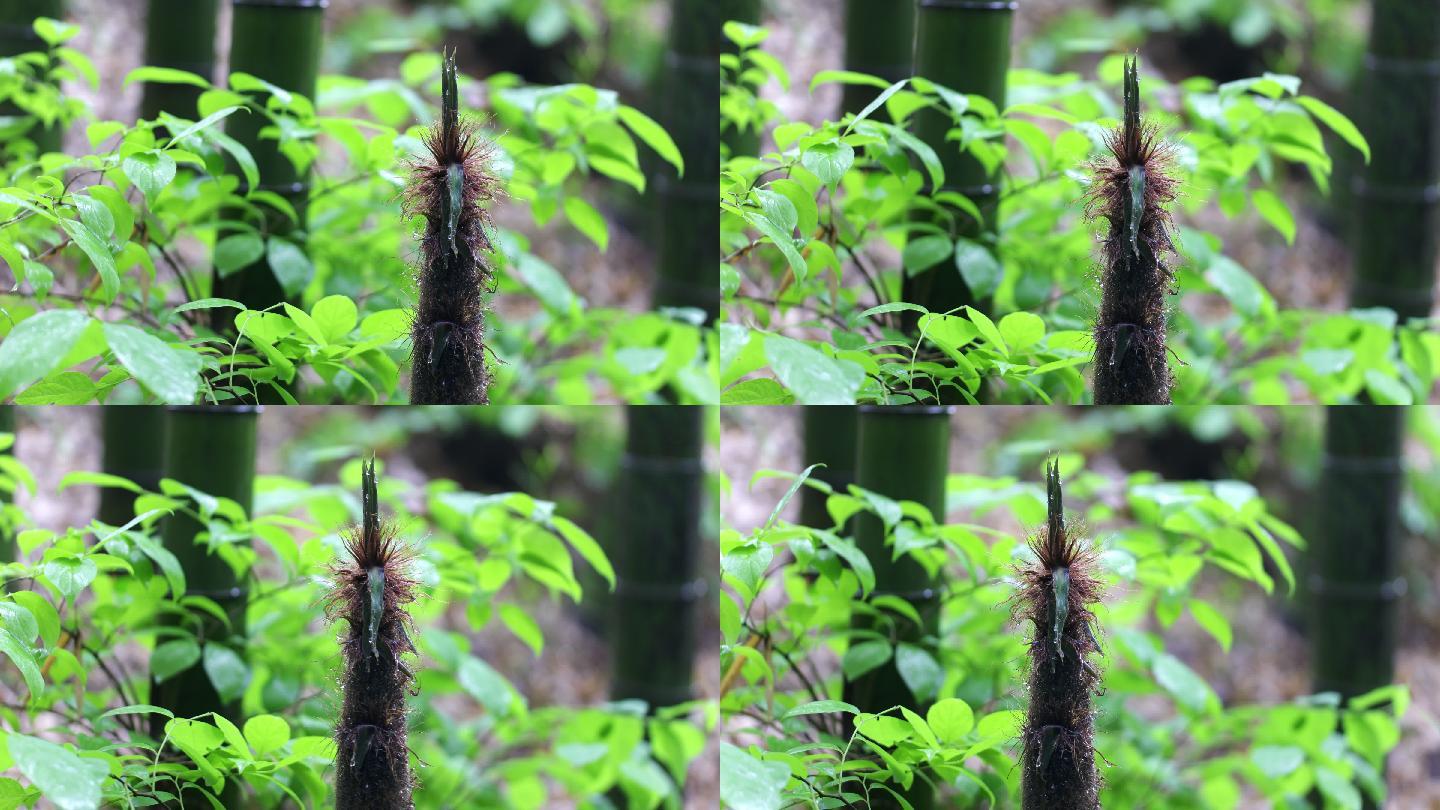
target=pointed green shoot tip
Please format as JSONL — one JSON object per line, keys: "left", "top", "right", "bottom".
{"left": 442, "top": 47, "right": 459, "bottom": 148}
{"left": 1046, "top": 457, "right": 1063, "bottom": 548}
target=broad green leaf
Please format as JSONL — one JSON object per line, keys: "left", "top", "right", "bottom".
{"left": 719, "top": 743, "right": 789, "bottom": 810}
{"left": 123, "top": 66, "right": 212, "bottom": 89}
{"left": 1297, "top": 96, "right": 1369, "bottom": 163}
{"left": 498, "top": 603, "right": 544, "bottom": 656}
{"left": 202, "top": 643, "right": 250, "bottom": 703}
{"left": 42, "top": 557, "right": 97, "bottom": 600}
{"left": 1250, "top": 188, "right": 1295, "bottom": 244}
{"left": 841, "top": 640, "right": 891, "bottom": 680}
{"left": 311, "top": 295, "right": 358, "bottom": 342}
{"left": 562, "top": 196, "right": 608, "bottom": 250}
{"left": 213, "top": 233, "right": 265, "bottom": 276}
{"left": 927, "top": 698, "right": 975, "bottom": 743}
{"left": 101, "top": 323, "right": 200, "bottom": 405}
{"left": 7, "top": 734, "right": 107, "bottom": 810}
{"left": 617, "top": 105, "right": 683, "bottom": 175}
{"left": 0, "top": 311, "right": 91, "bottom": 400}
{"left": 902, "top": 235, "right": 952, "bottom": 275}
{"left": 59, "top": 220, "right": 119, "bottom": 302}
{"left": 763, "top": 335, "right": 864, "bottom": 405}
{"left": 894, "top": 643, "right": 943, "bottom": 703}
{"left": 150, "top": 638, "right": 201, "bottom": 683}
{"left": 781, "top": 700, "right": 859, "bottom": 719}
{"left": 800, "top": 141, "right": 854, "bottom": 187}
{"left": 122, "top": 151, "right": 177, "bottom": 204}
{"left": 243, "top": 714, "right": 290, "bottom": 755}
{"left": 1250, "top": 745, "right": 1304, "bottom": 779}
{"left": 266, "top": 238, "right": 314, "bottom": 295}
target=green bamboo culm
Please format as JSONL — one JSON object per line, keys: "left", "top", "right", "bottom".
{"left": 1018, "top": 459, "right": 1102, "bottom": 810}
{"left": 902, "top": 0, "right": 1014, "bottom": 332}
{"left": 609, "top": 406, "right": 706, "bottom": 709}
{"left": 798, "top": 406, "right": 858, "bottom": 529}
{"left": 654, "top": 0, "right": 731, "bottom": 321}
{"left": 1311, "top": 408, "right": 1404, "bottom": 807}
{"left": 1088, "top": 56, "right": 1178, "bottom": 405}
{"left": 719, "top": 0, "right": 762, "bottom": 158}
{"left": 99, "top": 408, "right": 168, "bottom": 527}
{"left": 327, "top": 458, "right": 418, "bottom": 810}
{"left": 213, "top": 0, "right": 326, "bottom": 316}
{"left": 406, "top": 49, "right": 499, "bottom": 405}
{"left": 1349, "top": 0, "right": 1440, "bottom": 321}
{"left": 140, "top": 0, "right": 218, "bottom": 121}
{"left": 0, "top": 0, "right": 64, "bottom": 155}
{"left": 150, "top": 406, "right": 259, "bottom": 737}
{"left": 840, "top": 0, "right": 915, "bottom": 116}
{"left": 842, "top": 405, "right": 952, "bottom": 810}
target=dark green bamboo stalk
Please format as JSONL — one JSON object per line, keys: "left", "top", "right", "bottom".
{"left": 1350, "top": 0, "right": 1440, "bottom": 322}
{"left": 328, "top": 458, "right": 417, "bottom": 809}
{"left": 1018, "top": 460, "right": 1101, "bottom": 810}
{"left": 652, "top": 0, "right": 743, "bottom": 321}
{"left": 841, "top": 0, "right": 916, "bottom": 116}
{"left": 842, "top": 405, "right": 952, "bottom": 810}
{"left": 213, "top": 0, "right": 326, "bottom": 315}
{"left": 1090, "top": 57, "right": 1177, "bottom": 405}
{"left": 150, "top": 406, "right": 259, "bottom": 733}
{"left": 407, "top": 51, "right": 498, "bottom": 405}
{"left": 718, "top": 0, "right": 762, "bottom": 159}
{"left": 609, "top": 405, "right": 706, "bottom": 710}
{"left": 798, "top": 406, "right": 858, "bottom": 529}
{"left": 1311, "top": 407, "right": 1404, "bottom": 805}
{"left": 141, "top": 0, "right": 218, "bottom": 121}
{"left": 902, "top": 0, "right": 1015, "bottom": 332}
{"left": 99, "top": 408, "right": 168, "bottom": 527}
{"left": 0, "top": 0, "right": 64, "bottom": 154}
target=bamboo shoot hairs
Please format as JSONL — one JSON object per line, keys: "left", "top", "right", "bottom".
{"left": 1017, "top": 459, "right": 1103, "bottom": 809}
{"left": 406, "top": 48, "right": 499, "bottom": 405}
{"left": 1088, "top": 55, "right": 1178, "bottom": 405}
{"left": 327, "top": 458, "right": 419, "bottom": 809}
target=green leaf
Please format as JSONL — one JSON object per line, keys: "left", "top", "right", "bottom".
{"left": 1315, "top": 769, "right": 1361, "bottom": 810}
{"left": 552, "top": 516, "right": 614, "bottom": 590}
{"left": 617, "top": 105, "right": 682, "bottom": 175}
{"left": 59, "top": 220, "right": 119, "bottom": 302}
{"left": 895, "top": 643, "right": 943, "bottom": 703}
{"left": 101, "top": 323, "right": 200, "bottom": 405}
{"left": 721, "top": 378, "right": 794, "bottom": 405}
{"left": 498, "top": 603, "right": 544, "bottom": 656}
{"left": 124, "top": 66, "right": 213, "bottom": 89}
{"left": 0, "top": 629, "right": 41, "bottom": 699}
{"left": 457, "top": 654, "right": 517, "bottom": 716}
{"left": 763, "top": 335, "right": 864, "bottom": 405}
{"left": 902, "top": 235, "right": 953, "bottom": 275}
{"left": 800, "top": 141, "right": 854, "bottom": 187}
{"left": 202, "top": 643, "right": 250, "bottom": 703}
{"left": 266, "top": 238, "right": 314, "bottom": 295}
{"left": 841, "top": 639, "right": 892, "bottom": 680}
{"left": 998, "top": 311, "right": 1045, "bottom": 354}
{"left": 1250, "top": 188, "right": 1295, "bottom": 244}
{"left": 243, "top": 714, "right": 290, "bottom": 755}
{"left": 11, "top": 592, "right": 59, "bottom": 650}
{"left": 7, "top": 734, "right": 107, "bottom": 810}
{"left": 927, "top": 698, "right": 975, "bottom": 744}
{"left": 965, "top": 306, "right": 1008, "bottom": 356}
{"left": 719, "top": 743, "right": 789, "bottom": 810}
{"left": 562, "top": 196, "right": 608, "bottom": 251}
{"left": 1205, "top": 256, "right": 1270, "bottom": 318}
{"left": 42, "top": 557, "right": 97, "bottom": 600}
{"left": 512, "top": 253, "right": 581, "bottom": 314}
{"left": 150, "top": 638, "right": 201, "bottom": 683}
{"left": 1363, "top": 369, "right": 1413, "bottom": 405}
{"left": 954, "top": 238, "right": 1002, "bottom": 301}
{"left": 1188, "top": 599, "right": 1233, "bottom": 652}
{"left": 1297, "top": 96, "right": 1369, "bottom": 163}
{"left": 310, "top": 295, "right": 358, "bottom": 342}
{"left": 1250, "top": 745, "right": 1304, "bottom": 779}
{"left": 745, "top": 211, "right": 807, "bottom": 283}
{"left": 1153, "top": 652, "right": 1214, "bottom": 713}
{"left": 0, "top": 311, "right": 91, "bottom": 400}
{"left": 122, "top": 151, "right": 177, "bottom": 204}
{"left": 815, "top": 531, "right": 875, "bottom": 596}
{"left": 781, "top": 700, "right": 859, "bottom": 719}
{"left": 213, "top": 233, "right": 265, "bottom": 276}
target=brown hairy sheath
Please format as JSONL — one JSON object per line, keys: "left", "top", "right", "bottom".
{"left": 406, "top": 48, "right": 499, "bottom": 405}
{"left": 325, "top": 458, "right": 418, "bottom": 809}
{"left": 1016, "top": 459, "right": 1103, "bottom": 809}
{"left": 1086, "top": 55, "right": 1178, "bottom": 405}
